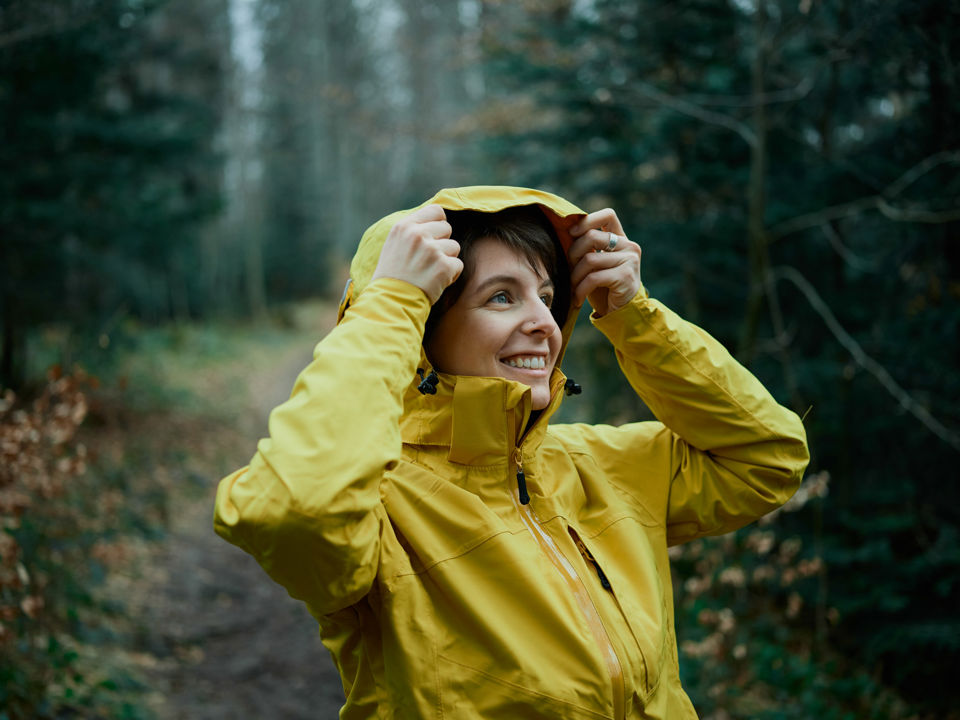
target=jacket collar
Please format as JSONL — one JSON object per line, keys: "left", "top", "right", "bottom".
{"left": 400, "top": 361, "right": 566, "bottom": 466}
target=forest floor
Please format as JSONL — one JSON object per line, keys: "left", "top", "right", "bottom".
{"left": 85, "top": 302, "right": 346, "bottom": 719}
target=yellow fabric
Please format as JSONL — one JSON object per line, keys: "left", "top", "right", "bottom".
{"left": 214, "top": 186, "right": 809, "bottom": 718}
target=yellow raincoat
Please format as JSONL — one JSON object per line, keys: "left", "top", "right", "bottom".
{"left": 214, "top": 186, "right": 809, "bottom": 718}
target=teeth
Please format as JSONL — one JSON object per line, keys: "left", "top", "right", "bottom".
{"left": 504, "top": 356, "right": 545, "bottom": 369}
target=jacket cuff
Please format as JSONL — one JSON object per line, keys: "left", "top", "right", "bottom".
{"left": 588, "top": 283, "right": 653, "bottom": 341}
{"left": 347, "top": 277, "right": 433, "bottom": 334}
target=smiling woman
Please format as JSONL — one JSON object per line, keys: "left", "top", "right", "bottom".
{"left": 213, "top": 186, "right": 810, "bottom": 719}
{"left": 424, "top": 208, "right": 567, "bottom": 410}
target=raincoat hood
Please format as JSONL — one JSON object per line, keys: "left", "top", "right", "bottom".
{"left": 341, "top": 186, "right": 586, "bottom": 312}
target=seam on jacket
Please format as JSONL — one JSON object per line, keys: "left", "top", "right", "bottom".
{"left": 577, "top": 512, "right": 642, "bottom": 540}
{"left": 402, "top": 453, "right": 510, "bottom": 473}
{"left": 538, "top": 509, "right": 635, "bottom": 536}
{"left": 253, "top": 468, "right": 376, "bottom": 530}
{"left": 549, "top": 432, "right": 667, "bottom": 529}
{"left": 437, "top": 654, "right": 613, "bottom": 719}
{"left": 629, "top": 300, "right": 789, "bottom": 443}
{"left": 389, "top": 527, "right": 525, "bottom": 579}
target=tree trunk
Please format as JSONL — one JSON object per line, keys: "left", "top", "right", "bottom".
{"left": 738, "top": 1, "right": 769, "bottom": 363}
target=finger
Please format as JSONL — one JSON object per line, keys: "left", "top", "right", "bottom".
{"left": 447, "top": 256, "right": 464, "bottom": 282}
{"left": 569, "top": 208, "right": 624, "bottom": 237}
{"left": 408, "top": 203, "right": 447, "bottom": 223}
{"left": 420, "top": 219, "right": 452, "bottom": 240}
{"left": 432, "top": 238, "right": 461, "bottom": 258}
{"left": 569, "top": 249, "right": 630, "bottom": 288}
{"left": 568, "top": 229, "right": 625, "bottom": 265}
{"left": 573, "top": 266, "right": 624, "bottom": 305}
{"left": 431, "top": 256, "right": 464, "bottom": 302}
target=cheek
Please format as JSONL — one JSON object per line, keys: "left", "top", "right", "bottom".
{"left": 549, "top": 334, "right": 563, "bottom": 367}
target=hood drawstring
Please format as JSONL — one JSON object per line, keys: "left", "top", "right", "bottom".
{"left": 419, "top": 371, "right": 580, "bottom": 398}
{"left": 416, "top": 368, "right": 439, "bottom": 395}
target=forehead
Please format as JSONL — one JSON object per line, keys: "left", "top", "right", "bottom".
{"left": 464, "top": 236, "right": 549, "bottom": 286}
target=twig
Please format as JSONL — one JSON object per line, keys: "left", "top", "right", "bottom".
{"left": 876, "top": 198, "right": 960, "bottom": 224}
{"left": 884, "top": 150, "right": 960, "bottom": 197}
{"left": 820, "top": 223, "right": 880, "bottom": 273}
{"left": 770, "top": 265, "right": 960, "bottom": 453}
{"left": 771, "top": 150, "right": 960, "bottom": 239}
{"left": 630, "top": 80, "right": 758, "bottom": 148}
{"left": 676, "top": 76, "right": 814, "bottom": 108}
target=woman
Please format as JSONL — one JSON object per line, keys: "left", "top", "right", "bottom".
{"left": 214, "top": 186, "right": 809, "bottom": 719}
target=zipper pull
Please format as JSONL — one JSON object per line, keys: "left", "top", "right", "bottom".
{"left": 515, "top": 449, "right": 530, "bottom": 505}
{"left": 516, "top": 466, "right": 530, "bottom": 505}
{"left": 595, "top": 565, "right": 612, "bottom": 591}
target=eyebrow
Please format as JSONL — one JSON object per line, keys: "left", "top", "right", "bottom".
{"left": 473, "top": 273, "right": 555, "bottom": 295}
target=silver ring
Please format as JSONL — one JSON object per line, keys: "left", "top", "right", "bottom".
{"left": 606, "top": 231, "right": 619, "bottom": 252}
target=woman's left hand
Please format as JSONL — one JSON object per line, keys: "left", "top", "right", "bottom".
{"left": 568, "top": 208, "right": 642, "bottom": 317}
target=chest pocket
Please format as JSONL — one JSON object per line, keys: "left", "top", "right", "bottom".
{"left": 379, "top": 459, "right": 515, "bottom": 579}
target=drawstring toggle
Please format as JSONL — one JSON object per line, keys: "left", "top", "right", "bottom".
{"left": 417, "top": 368, "right": 439, "bottom": 395}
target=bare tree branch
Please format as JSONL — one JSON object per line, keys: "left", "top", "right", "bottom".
{"left": 676, "top": 76, "right": 815, "bottom": 108}
{"left": 0, "top": 14, "right": 100, "bottom": 50}
{"left": 885, "top": 150, "right": 960, "bottom": 196}
{"left": 876, "top": 198, "right": 960, "bottom": 224}
{"left": 770, "top": 265, "right": 960, "bottom": 453}
{"left": 0, "top": 24, "right": 59, "bottom": 49}
{"left": 771, "top": 150, "right": 960, "bottom": 239}
{"left": 630, "top": 80, "right": 758, "bottom": 148}
{"left": 820, "top": 222, "right": 880, "bottom": 273}
{"left": 770, "top": 197, "right": 878, "bottom": 238}
{"left": 771, "top": 196, "right": 960, "bottom": 237}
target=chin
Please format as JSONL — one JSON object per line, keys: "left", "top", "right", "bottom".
{"left": 530, "top": 388, "right": 551, "bottom": 411}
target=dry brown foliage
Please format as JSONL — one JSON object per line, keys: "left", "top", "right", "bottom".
{"left": 0, "top": 366, "right": 91, "bottom": 642}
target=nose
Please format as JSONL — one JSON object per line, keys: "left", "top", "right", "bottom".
{"left": 523, "top": 300, "right": 559, "bottom": 337}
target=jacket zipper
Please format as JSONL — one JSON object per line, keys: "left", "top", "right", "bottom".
{"left": 570, "top": 526, "right": 652, "bottom": 696}
{"left": 511, "top": 451, "right": 626, "bottom": 720}
{"left": 570, "top": 529, "right": 612, "bottom": 591}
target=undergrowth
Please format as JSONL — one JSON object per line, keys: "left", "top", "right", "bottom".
{"left": 1, "top": 303, "right": 330, "bottom": 719}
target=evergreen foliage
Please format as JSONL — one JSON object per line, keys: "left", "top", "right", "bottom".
{"left": 0, "top": 0, "right": 225, "bottom": 389}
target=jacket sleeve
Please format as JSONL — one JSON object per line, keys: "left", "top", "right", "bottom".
{"left": 213, "top": 278, "right": 430, "bottom": 614}
{"left": 579, "top": 285, "right": 810, "bottom": 546}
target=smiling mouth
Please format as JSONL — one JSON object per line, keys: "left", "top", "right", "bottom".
{"left": 501, "top": 355, "right": 547, "bottom": 370}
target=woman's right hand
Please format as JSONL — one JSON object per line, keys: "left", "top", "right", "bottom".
{"left": 371, "top": 204, "right": 463, "bottom": 304}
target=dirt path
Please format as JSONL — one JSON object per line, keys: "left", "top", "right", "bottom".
{"left": 140, "top": 317, "right": 347, "bottom": 719}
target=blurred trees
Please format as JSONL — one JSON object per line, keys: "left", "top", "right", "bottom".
{"left": 0, "top": 0, "right": 228, "bottom": 388}
{"left": 1, "top": 0, "right": 959, "bottom": 716}
{"left": 0, "top": 0, "right": 489, "bottom": 391}
{"left": 478, "top": 0, "right": 960, "bottom": 712}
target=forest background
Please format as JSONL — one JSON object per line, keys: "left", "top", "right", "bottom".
{"left": 2, "top": 0, "right": 959, "bottom": 718}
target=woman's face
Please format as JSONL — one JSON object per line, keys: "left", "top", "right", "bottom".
{"left": 426, "top": 237, "right": 563, "bottom": 411}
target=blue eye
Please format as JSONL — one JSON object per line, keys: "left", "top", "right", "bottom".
{"left": 490, "top": 291, "right": 509, "bottom": 304}
{"left": 540, "top": 294, "right": 554, "bottom": 308}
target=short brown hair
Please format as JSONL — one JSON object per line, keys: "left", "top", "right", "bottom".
{"left": 425, "top": 206, "right": 570, "bottom": 339}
